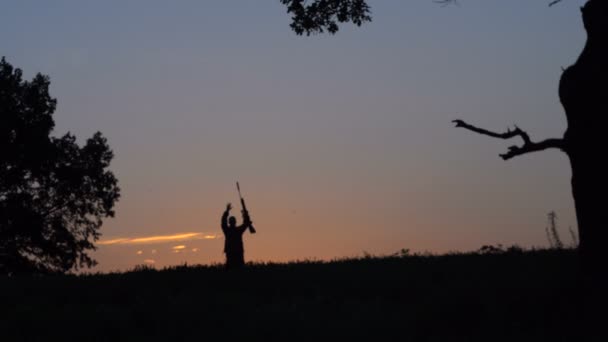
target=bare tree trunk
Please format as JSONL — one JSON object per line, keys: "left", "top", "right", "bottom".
{"left": 454, "top": 1, "right": 607, "bottom": 278}
{"left": 560, "top": 0, "right": 608, "bottom": 277}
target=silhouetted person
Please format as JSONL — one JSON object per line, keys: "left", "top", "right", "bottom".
{"left": 221, "top": 203, "right": 252, "bottom": 269}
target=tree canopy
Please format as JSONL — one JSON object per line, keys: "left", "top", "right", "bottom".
{"left": 0, "top": 57, "right": 120, "bottom": 274}
{"left": 280, "top": 0, "right": 371, "bottom": 35}
{"left": 280, "top": 0, "right": 566, "bottom": 36}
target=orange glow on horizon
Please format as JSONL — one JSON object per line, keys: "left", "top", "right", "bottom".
{"left": 98, "top": 232, "right": 218, "bottom": 246}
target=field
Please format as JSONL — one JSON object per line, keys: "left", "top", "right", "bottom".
{"left": 1, "top": 248, "right": 602, "bottom": 341}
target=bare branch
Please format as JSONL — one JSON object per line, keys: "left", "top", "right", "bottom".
{"left": 433, "top": 0, "right": 459, "bottom": 7}
{"left": 548, "top": 0, "right": 563, "bottom": 7}
{"left": 436, "top": 0, "right": 563, "bottom": 8}
{"left": 453, "top": 119, "right": 566, "bottom": 160}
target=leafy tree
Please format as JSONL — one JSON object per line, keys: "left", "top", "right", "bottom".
{"left": 280, "top": 0, "right": 608, "bottom": 275}
{"left": 0, "top": 57, "right": 120, "bottom": 274}
{"left": 280, "top": 0, "right": 371, "bottom": 35}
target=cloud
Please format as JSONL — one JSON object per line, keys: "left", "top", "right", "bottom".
{"left": 172, "top": 245, "right": 186, "bottom": 253}
{"left": 136, "top": 250, "right": 143, "bottom": 255}
{"left": 98, "top": 238, "right": 130, "bottom": 245}
{"left": 98, "top": 232, "right": 218, "bottom": 246}
{"left": 143, "top": 259, "right": 155, "bottom": 265}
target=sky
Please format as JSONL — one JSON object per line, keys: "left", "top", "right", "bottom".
{"left": 1, "top": 0, "right": 588, "bottom": 272}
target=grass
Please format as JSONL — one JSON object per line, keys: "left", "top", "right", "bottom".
{"left": 0, "top": 248, "right": 599, "bottom": 341}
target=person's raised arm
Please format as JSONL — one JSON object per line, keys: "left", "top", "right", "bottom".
{"left": 221, "top": 203, "right": 232, "bottom": 233}
{"left": 237, "top": 209, "right": 252, "bottom": 234}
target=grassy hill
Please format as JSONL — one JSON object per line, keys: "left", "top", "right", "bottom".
{"left": 0, "top": 248, "right": 597, "bottom": 341}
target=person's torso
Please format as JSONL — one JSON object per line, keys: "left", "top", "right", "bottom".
{"left": 224, "top": 229, "right": 244, "bottom": 253}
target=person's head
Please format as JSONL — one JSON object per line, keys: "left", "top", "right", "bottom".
{"left": 228, "top": 216, "right": 237, "bottom": 228}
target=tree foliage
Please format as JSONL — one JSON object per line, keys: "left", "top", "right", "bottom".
{"left": 280, "top": 0, "right": 566, "bottom": 36}
{"left": 280, "top": 0, "right": 371, "bottom": 35}
{"left": 0, "top": 57, "right": 120, "bottom": 274}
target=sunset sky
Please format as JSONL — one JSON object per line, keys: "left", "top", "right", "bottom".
{"left": 1, "top": 0, "right": 587, "bottom": 271}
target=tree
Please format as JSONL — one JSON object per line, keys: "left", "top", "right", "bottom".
{"left": 280, "top": 0, "right": 371, "bottom": 35}
{"left": 0, "top": 57, "right": 120, "bottom": 275}
{"left": 280, "top": 0, "right": 608, "bottom": 275}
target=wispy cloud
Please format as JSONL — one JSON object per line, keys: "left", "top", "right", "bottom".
{"left": 172, "top": 245, "right": 186, "bottom": 253}
{"left": 143, "top": 259, "right": 155, "bottom": 265}
{"left": 98, "top": 232, "right": 218, "bottom": 246}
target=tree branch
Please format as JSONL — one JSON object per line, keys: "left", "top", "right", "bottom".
{"left": 452, "top": 119, "right": 566, "bottom": 160}
{"left": 436, "top": 0, "right": 563, "bottom": 7}
{"left": 548, "top": 0, "right": 563, "bottom": 7}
